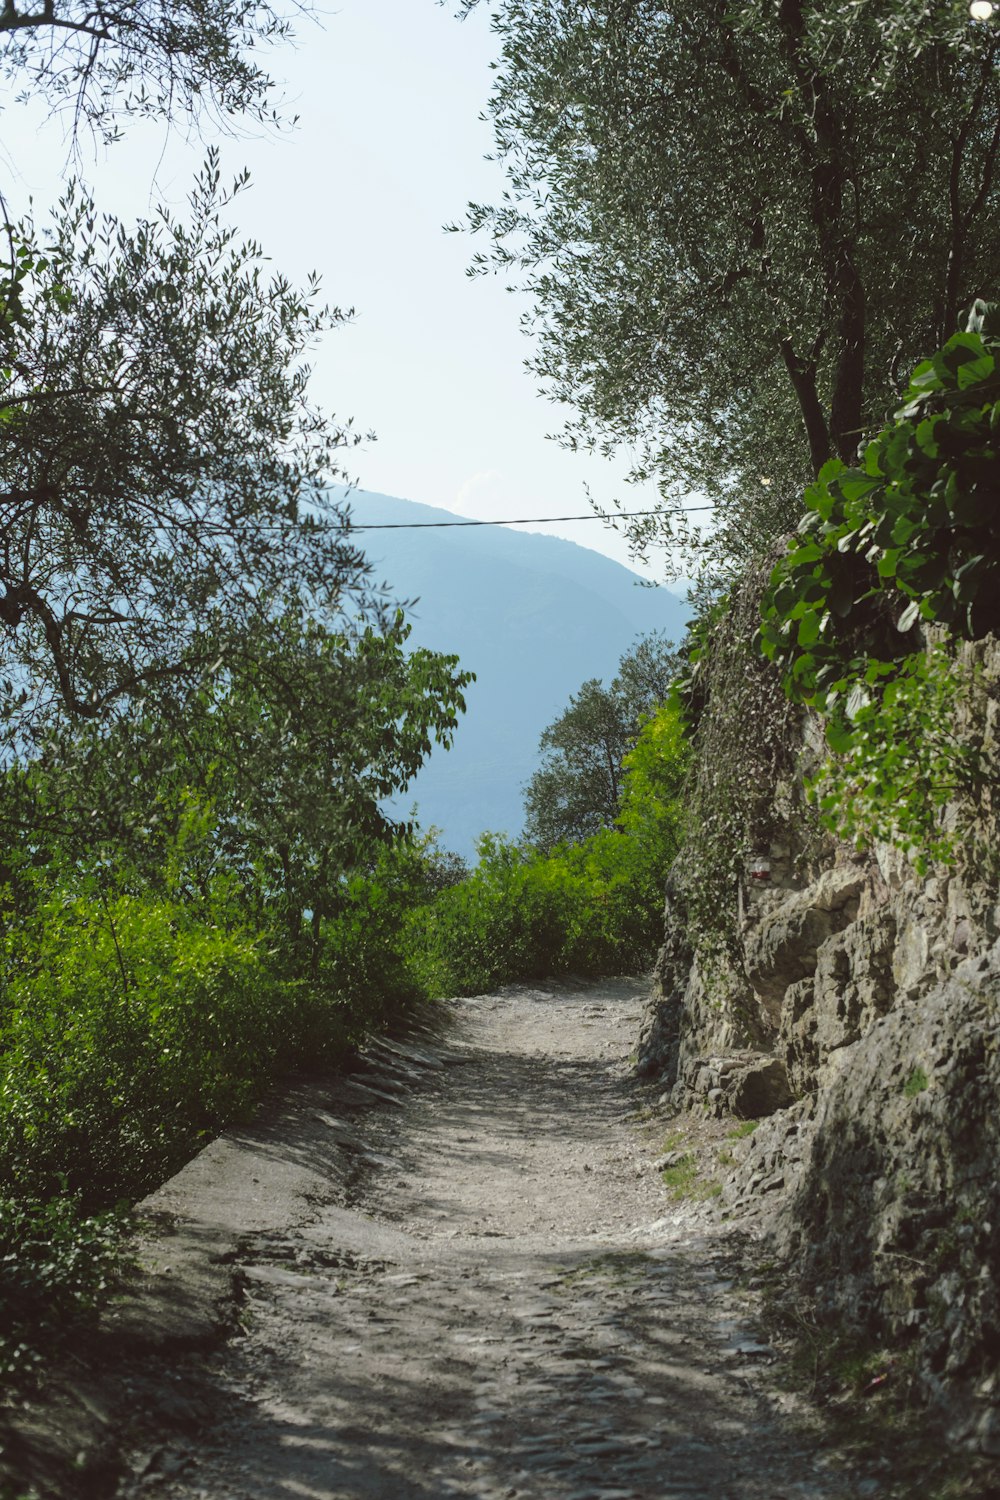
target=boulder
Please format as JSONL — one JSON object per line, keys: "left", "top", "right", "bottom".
{"left": 729, "top": 1057, "right": 793, "bottom": 1119}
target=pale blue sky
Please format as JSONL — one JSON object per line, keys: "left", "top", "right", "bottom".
{"left": 4, "top": 0, "right": 682, "bottom": 580}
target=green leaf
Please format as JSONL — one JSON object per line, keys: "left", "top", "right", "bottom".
{"left": 941, "top": 333, "right": 987, "bottom": 379}
{"left": 863, "top": 441, "right": 884, "bottom": 478}
{"left": 817, "top": 458, "right": 847, "bottom": 487}
{"left": 955, "top": 553, "right": 987, "bottom": 579}
{"left": 890, "top": 515, "right": 921, "bottom": 545}
{"left": 902, "top": 359, "right": 944, "bottom": 408}
{"left": 957, "top": 351, "right": 995, "bottom": 389}
{"left": 797, "top": 611, "right": 821, "bottom": 647}
{"left": 786, "top": 541, "right": 824, "bottom": 566}
{"left": 825, "top": 718, "right": 855, "bottom": 755}
{"left": 915, "top": 417, "right": 940, "bottom": 456}
{"left": 827, "top": 571, "right": 857, "bottom": 618}
{"left": 837, "top": 471, "right": 881, "bottom": 505}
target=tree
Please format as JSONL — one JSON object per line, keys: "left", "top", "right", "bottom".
{"left": 0, "top": 0, "right": 296, "bottom": 140}
{"left": 522, "top": 632, "right": 677, "bottom": 850}
{"left": 0, "top": 0, "right": 480, "bottom": 962}
{"left": 616, "top": 698, "right": 688, "bottom": 856}
{"left": 460, "top": 0, "right": 1000, "bottom": 575}
{"left": 0, "top": 605, "right": 473, "bottom": 967}
{"left": 200, "top": 607, "right": 473, "bottom": 971}
{"left": 0, "top": 154, "right": 375, "bottom": 748}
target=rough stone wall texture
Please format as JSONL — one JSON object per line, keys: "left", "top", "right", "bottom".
{"left": 639, "top": 634, "right": 1000, "bottom": 1448}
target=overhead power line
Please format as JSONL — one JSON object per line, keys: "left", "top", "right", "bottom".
{"left": 347, "top": 507, "right": 714, "bottom": 531}
{"left": 142, "top": 505, "right": 713, "bottom": 536}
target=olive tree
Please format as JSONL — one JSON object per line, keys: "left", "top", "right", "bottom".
{"left": 198, "top": 607, "right": 472, "bottom": 967}
{"left": 459, "top": 0, "right": 1000, "bottom": 574}
{"left": 0, "top": 603, "right": 472, "bottom": 968}
{"left": 0, "top": 0, "right": 475, "bottom": 928}
{"left": 0, "top": 0, "right": 298, "bottom": 137}
{"left": 0, "top": 154, "right": 374, "bottom": 748}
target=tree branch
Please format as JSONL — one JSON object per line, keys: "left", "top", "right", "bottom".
{"left": 0, "top": 384, "right": 112, "bottom": 406}
{"left": 0, "top": 580, "right": 97, "bottom": 716}
{"left": 942, "top": 41, "right": 1000, "bottom": 338}
{"left": 780, "top": 337, "right": 830, "bottom": 474}
{"left": 0, "top": 3, "right": 108, "bottom": 40}
{"left": 776, "top": 0, "right": 865, "bottom": 463}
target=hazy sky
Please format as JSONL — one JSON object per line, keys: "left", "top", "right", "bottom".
{"left": 5, "top": 0, "right": 684, "bottom": 581}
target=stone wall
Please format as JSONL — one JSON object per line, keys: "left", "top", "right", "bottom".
{"left": 638, "top": 636, "right": 1000, "bottom": 1448}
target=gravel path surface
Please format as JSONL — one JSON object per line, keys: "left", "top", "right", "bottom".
{"left": 115, "top": 980, "right": 874, "bottom": 1500}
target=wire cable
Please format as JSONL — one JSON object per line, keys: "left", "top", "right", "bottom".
{"left": 346, "top": 506, "right": 713, "bottom": 531}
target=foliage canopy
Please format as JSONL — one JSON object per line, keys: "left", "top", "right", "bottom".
{"left": 410, "top": 700, "right": 689, "bottom": 998}
{"left": 0, "top": 0, "right": 297, "bottom": 139}
{"left": 0, "top": 154, "right": 375, "bottom": 744}
{"left": 522, "top": 633, "right": 678, "bottom": 850}
{"left": 757, "top": 303, "right": 1000, "bottom": 869}
{"left": 759, "top": 300, "right": 1000, "bottom": 713}
{"left": 460, "top": 0, "right": 1000, "bottom": 575}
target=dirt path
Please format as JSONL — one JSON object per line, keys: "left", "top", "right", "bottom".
{"left": 114, "top": 980, "right": 875, "bottom": 1500}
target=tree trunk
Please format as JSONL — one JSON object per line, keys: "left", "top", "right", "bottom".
{"left": 776, "top": 0, "right": 866, "bottom": 468}
{"left": 829, "top": 256, "right": 866, "bottom": 464}
{"left": 780, "top": 339, "right": 831, "bottom": 475}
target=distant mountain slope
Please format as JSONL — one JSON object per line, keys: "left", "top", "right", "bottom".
{"left": 345, "top": 490, "right": 690, "bottom": 857}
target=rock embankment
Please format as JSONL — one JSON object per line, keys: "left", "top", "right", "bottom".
{"left": 637, "top": 639, "right": 1000, "bottom": 1454}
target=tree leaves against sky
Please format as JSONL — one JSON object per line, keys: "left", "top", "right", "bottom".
{"left": 461, "top": 0, "right": 1000, "bottom": 582}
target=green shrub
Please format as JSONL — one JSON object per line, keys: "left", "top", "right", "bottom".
{"left": 303, "top": 842, "right": 431, "bottom": 1042}
{"left": 405, "top": 709, "right": 687, "bottom": 999}
{"left": 0, "top": 839, "right": 439, "bottom": 1390}
{"left": 0, "top": 1195, "right": 131, "bottom": 1385}
{"left": 758, "top": 304, "right": 1000, "bottom": 870}
{"left": 554, "top": 827, "right": 670, "bottom": 973}
{"left": 759, "top": 302, "right": 1000, "bottom": 711}
{"left": 404, "top": 834, "right": 562, "bottom": 996}
{"left": 0, "top": 884, "right": 289, "bottom": 1203}
{"left": 806, "top": 645, "right": 991, "bottom": 872}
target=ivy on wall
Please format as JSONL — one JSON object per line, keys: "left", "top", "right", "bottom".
{"left": 670, "top": 557, "right": 812, "bottom": 973}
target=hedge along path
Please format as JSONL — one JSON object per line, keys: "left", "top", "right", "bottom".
{"left": 108, "top": 980, "right": 869, "bottom": 1500}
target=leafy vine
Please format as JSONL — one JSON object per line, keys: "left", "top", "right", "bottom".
{"left": 758, "top": 301, "right": 1000, "bottom": 869}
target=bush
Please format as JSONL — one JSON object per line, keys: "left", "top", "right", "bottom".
{"left": 757, "top": 304, "right": 1000, "bottom": 869}
{"left": 806, "top": 645, "right": 993, "bottom": 873}
{"left": 0, "top": 883, "right": 290, "bottom": 1204}
{"left": 0, "top": 1194, "right": 131, "bottom": 1385}
{"left": 404, "top": 834, "right": 560, "bottom": 996}
{"left": 302, "top": 841, "right": 431, "bottom": 1042}
{"left": 759, "top": 301, "right": 1000, "bottom": 711}
{"left": 0, "top": 840, "right": 435, "bottom": 1391}
{"left": 406, "top": 707, "right": 687, "bottom": 997}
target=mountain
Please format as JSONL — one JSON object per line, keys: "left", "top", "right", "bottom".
{"left": 346, "top": 490, "right": 690, "bottom": 858}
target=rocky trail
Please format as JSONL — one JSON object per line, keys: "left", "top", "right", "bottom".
{"left": 14, "top": 981, "right": 889, "bottom": 1499}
